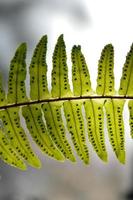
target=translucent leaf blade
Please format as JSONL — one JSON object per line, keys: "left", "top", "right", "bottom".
{"left": 42, "top": 102, "right": 75, "bottom": 162}
{"left": 0, "top": 130, "right": 26, "bottom": 170}
{"left": 51, "top": 35, "right": 72, "bottom": 98}
{"left": 0, "top": 73, "right": 6, "bottom": 106}
{"left": 63, "top": 100, "right": 89, "bottom": 164}
{"left": 0, "top": 107, "right": 41, "bottom": 168}
{"left": 96, "top": 44, "right": 115, "bottom": 95}
{"left": 119, "top": 44, "right": 133, "bottom": 96}
{"left": 71, "top": 45, "right": 92, "bottom": 96}
{"left": 84, "top": 99, "right": 107, "bottom": 162}
{"left": 7, "top": 43, "right": 28, "bottom": 104}
{"left": 29, "top": 35, "right": 50, "bottom": 100}
{"left": 22, "top": 104, "right": 64, "bottom": 161}
{"left": 105, "top": 99, "right": 125, "bottom": 164}
{"left": 128, "top": 100, "right": 133, "bottom": 137}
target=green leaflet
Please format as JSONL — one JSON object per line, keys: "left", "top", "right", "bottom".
{"left": 119, "top": 44, "right": 133, "bottom": 96}
{"left": 128, "top": 100, "right": 133, "bottom": 137}
{"left": 84, "top": 99, "right": 107, "bottom": 162}
{"left": 96, "top": 44, "right": 115, "bottom": 95}
{"left": 104, "top": 99, "right": 125, "bottom": 164}
{"left": 0, "top": 73, "right": 6, "bottom": 106}
{"left": 22, "top": 104, "right": 64, "bottom": 161}
{"left": 51, "top": 35, "right": 72, "bottom": 98}
{"left": 0, "top": 129, "right": 26, "bottom": 170}
{"left": 71, "top": 45, "right": 92, "bottom": 96}
{"left": 63, "top": 100, "right": 89, "bottom": 164}
{"left": 0, "top": 107, "right": 41, "bottom": 168}
{"left": 29, "top": 35, "right": 50, "bottom": 100}
{"left": 7, "top": 43, "right": 28, "bottom": 104}
{"left": 42, "top": 102, "right": 75, "bottom": 162}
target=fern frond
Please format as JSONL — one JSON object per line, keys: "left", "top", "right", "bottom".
{"left": 0, "top": 34, "right": 132, "bottom": 170}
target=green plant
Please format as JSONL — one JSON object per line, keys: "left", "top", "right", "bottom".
{"left": 0, "top": 35, "right": 132, "bottom": 170}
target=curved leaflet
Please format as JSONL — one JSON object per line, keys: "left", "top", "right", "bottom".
{"left": 22, "top": 104, "right": 64, "bottom": 161}
{"left": 96, "top": 44, "right": 115, "bottom": 95}
{"left": 51, "top": 35, "right": 72, "bottom": 98}
{"left": 84, "top": 99, "right": 107, "bottom": 161}
{"left": 71, "top": 45, "right": 92, "bottom": 96}
{"left": 128, "top": 100, "right": 133, "bottom": 138}
{"left": 42, "top": 102, "right": 75, "bottom": 162}
{"left": 0, "top": 129, "right": 26, "bottom": 170}
{"left": 29, "top": 35, "right": 50, "bottom": 100}
{"left": 7, "top": 43, "right": 28, "bottom": 104}
{"left": 105, "top": 99, "right": 125, "bottom": 163}
{"left": 119, "top": 44, "right": 133, "bottom": 96}
{"left": 63, "top": 100, "right": 89, "bottom": 164}
{"left": 0, "top": 107, "right": 41, "bottom": 168}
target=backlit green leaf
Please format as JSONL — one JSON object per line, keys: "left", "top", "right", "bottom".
{"left": 0, "top": 73, "right": 6, "bottom": 106}
{"left": 42, "top": 102, "right": 75, "bottom": 162}
{"left": 51, "top": 35, "right": 72, "bottom": 98}
{"left": 63, "top": 100, "right": 89, "bottom": 164}
{"left": 0, "top": 129, "right": 26, "bottom": 170}
{"left": 71, "top": 45, "right": 92, "bottom": 96}
{"left": 0, "top": 107, "right": 41, "bottom": 168}
{"left": 29, "top": 35, "right": 50, "bottom": 100}
{"left": 7, "top": 43, "right": 28, "bottom": 104}
{"left": 105, "top": 99, "right": 125, "bottom": 164}
{"left": 119, "top": 44, "right": 133, "bottom": 96}
{"left": 96, "top": 44, "right": 115, "bottom": 95}
{"left": 22, "top": 104, "right": 64, "bottom": 161}
{"left": 84, "top": 99, "right": 107, "bottom": 162}
{"left": 128, "top": 100, "right": 133, "bottom": 138}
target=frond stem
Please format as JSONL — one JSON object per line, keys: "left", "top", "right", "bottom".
{"left": 0, "top": 95, "right": 132, "bottom": 110}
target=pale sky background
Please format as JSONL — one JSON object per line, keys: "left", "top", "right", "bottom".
{"left": 0, "top": 0, "right": 133, "bottom": 200}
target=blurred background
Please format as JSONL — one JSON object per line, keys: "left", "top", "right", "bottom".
{"left": 0, "top": 0, "right": 133, "bottom": 199}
